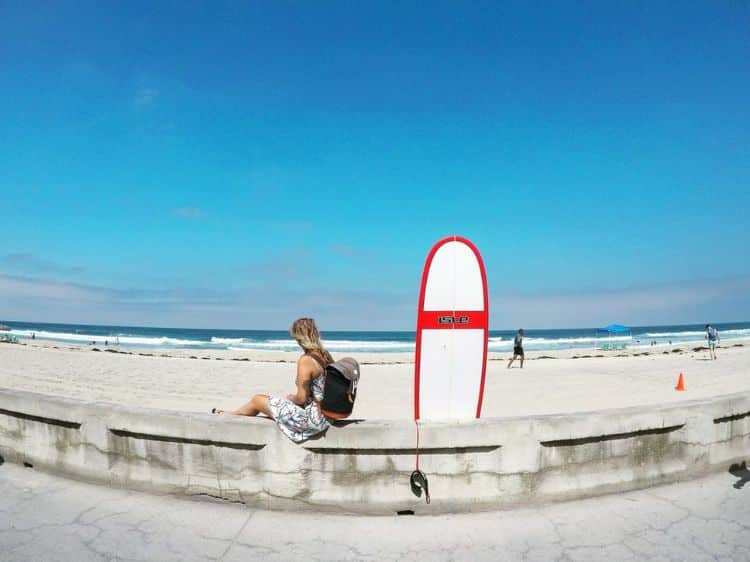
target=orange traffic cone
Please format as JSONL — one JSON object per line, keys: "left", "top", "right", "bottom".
{"left": 675, "top": 372, "right": 686, "bottom": 391}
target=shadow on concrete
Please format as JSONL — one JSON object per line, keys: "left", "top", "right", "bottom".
{"left": 729, "top": 461, "right": 750, "bottom": 489}
{"left": 303, "top": 419, "right": 366, "bottom": 441}
{"left": 332, "top": 419, "right": 366, "bottom": 427}
{"left": 305, "top": 429, "right": 330, "bottom": 442}
{"left": 0, "top": 454, "right": 4, "bottom": 466}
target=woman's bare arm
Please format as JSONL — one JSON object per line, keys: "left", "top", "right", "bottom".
{"left": 286, "top": 356, "right": 319, "bottom": 405}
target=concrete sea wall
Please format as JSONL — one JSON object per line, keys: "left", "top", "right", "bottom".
{"left": 0, "top": 388, "right": 748, "bottom": 514}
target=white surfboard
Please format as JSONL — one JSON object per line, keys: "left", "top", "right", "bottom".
{"left": 414, "top": 236, "right": 489, "bottom": 420}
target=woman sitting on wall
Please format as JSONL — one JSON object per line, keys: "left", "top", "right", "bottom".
{"left": 212, "top": 318, "right": 332, "bottom": 443}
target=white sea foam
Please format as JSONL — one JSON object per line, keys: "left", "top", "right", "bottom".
{"left": 642, "top": 330, "right": 706, "bottom": 338}
{"left": 643, "top": 328, "right": 750, "bottom": 338}
{"left": 210, "top": 337, "right": 248, "bottom": 344}
{"left": 486, "top": 334, "right": 634, "bottom": 352}
{"left": 227, "top": 338, "right": 414, "bottom": 352}
{"left": 11, "top": 324, "right": 749, "bottom": 353}
{"left": 524, "top": 335, "right": 631, "bottom": 344}
{"left": 11, "top": 329, "right": 205, "bottom": 347}
{"left": 114, "top": 335, "right": 207, "bottom": 346}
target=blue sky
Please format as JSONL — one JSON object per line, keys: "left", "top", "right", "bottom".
{"left": 1, "top": 1, "right": 748, "bottom": 330}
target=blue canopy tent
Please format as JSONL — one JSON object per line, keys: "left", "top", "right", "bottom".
{"left": 0, "top": 324, "right": 17, "bottom": 343}
{"left": 596, "top": 324, "right": 631, "bottom": 350}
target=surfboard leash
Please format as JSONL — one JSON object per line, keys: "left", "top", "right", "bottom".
{"left": 410, "top": 420, "right": 430, "bottom": 504}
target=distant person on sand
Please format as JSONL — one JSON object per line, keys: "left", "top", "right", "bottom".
{"left": 507, "top": 328, "right": 525, "bottom": 369}
{"left": 705, "top": 324, "right": 720, "bottom": 360}
{"left": 212, "top": 318, "right": 332, "bottom": 443}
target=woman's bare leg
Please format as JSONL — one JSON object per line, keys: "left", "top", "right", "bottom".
{"left": 224, "top": 394, "right": 272, "bottom": 417}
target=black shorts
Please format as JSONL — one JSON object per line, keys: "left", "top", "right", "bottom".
{"left": 514, "top": 346, "right": 524, "bottom": 356}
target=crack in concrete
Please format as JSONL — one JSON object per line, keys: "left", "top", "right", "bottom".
{"left": 1, "top": 463, "right": 748, "bottom": 562}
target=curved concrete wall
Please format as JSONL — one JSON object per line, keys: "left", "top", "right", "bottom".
{"left": 0, "top": 388, "right": 748, "bottom": 514}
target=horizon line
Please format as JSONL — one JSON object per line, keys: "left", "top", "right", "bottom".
{"left": 3, "top": 318, "right": 748, "bottom": 334}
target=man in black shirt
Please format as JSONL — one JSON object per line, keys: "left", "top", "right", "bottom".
{"left": 507, "top": 328, "right": 525, "bottom": 369}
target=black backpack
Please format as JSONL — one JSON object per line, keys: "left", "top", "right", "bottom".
{"left": 319, "top": 357, "right": 360, "bottom": 420}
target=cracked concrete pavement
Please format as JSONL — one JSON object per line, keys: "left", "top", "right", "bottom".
{"left": 0, "top": 461, "right": 748, "bottom": 561}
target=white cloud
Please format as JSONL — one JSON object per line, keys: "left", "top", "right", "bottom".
{"left": 329, "top": 243, "right": 368, "bottom": 258}
{"left": 491, "top": 276, "right": 750, "bottom": 329}
{"left": 0, "top": 274, "right": 414, "bottom": 330}
{"left": 133, "top": 86, "right": 159, "bottom": 108}
{"left": 0, "top": 274, "right": 108, "bottom": 303}
{"left": 173, "top": 207, "right": 205, "bottom": 219}
{"left": 1, "top": 253, "right": 85, "bottom": 275}
{"left": 1, "top": 273, "right": 748, "bottom": 331}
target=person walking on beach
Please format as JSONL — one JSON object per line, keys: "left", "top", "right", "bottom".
{"left": 212, "top": 318, "right": 332, "bottom": 443}
{"left": 507, "top": 328, "right": 525, "bottom": 369}
{"left": 705, "top": 324, "right": 720, "bottom": 360}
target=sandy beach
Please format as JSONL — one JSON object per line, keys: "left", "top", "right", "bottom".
{"left": 1, "top": 338, "right": 748, "bottom": 420}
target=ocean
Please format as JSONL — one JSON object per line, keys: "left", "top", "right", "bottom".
{"left": 3, "top": 320, "right": 749, "bottom": 353}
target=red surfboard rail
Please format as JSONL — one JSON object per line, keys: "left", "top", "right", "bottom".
{"left": 414, "top": 235, "right": 489, "bottom": 420}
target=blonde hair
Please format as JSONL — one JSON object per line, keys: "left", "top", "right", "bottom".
{"left": 289, "top": 318, "right": 333, "bottom": 365}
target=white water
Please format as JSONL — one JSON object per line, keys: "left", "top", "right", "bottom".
{"left": 9, "top": 326, "right": 749, "bottom": 353}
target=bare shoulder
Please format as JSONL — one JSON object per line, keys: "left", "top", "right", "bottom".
{"left": 297, "top": 354, "right": 314, "bottom": 367}
{"left": 297, "top": 354, "right": 322, "bottom": 377}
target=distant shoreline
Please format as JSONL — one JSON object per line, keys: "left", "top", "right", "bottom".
{"left": 6, "top": 335, "right": 748, "bottom": 365}
{"left": 3, "top": 319, "right": 749, "bottom": 354}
